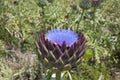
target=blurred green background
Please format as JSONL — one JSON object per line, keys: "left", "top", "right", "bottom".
{"left": 0, "top": 0, "right": 120, "bottom": 80}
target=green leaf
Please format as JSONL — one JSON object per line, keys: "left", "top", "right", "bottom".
{"left": 83, "top": 49, "right": 93, "bottom": 59}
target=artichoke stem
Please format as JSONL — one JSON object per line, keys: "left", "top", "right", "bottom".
{"left": 76, "top": 9, "right": 85, "bottom": 32}
{"left": 56, "top": 71, "right": 61, "bottom": 80}
{"left": 92, "top": 6, "right": 97, "bottom": 31}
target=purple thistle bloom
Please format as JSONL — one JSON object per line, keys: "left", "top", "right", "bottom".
{"left": 36, "top": 27, "right": 85, "bottom": 70}
{"left": 45, "top": 28, "right": 78, "bottom": 46}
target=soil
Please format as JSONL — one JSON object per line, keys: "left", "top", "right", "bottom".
{"left": 111, "top": 68, "right": 120, "bottom": 80}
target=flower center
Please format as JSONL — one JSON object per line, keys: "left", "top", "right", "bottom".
{"left": 45, "top": 28, "right": 78, "bottom": 46}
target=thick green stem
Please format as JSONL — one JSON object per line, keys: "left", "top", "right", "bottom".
{"left": 41, "top": 6, "right": 46, "bottom": 30}
{"left": 92, "top": 7, "right": 97, "bottom": 31}
{"left": 46, "top": 71, "right": 53, "bottom": 80}
{"left": 56, "top": 71, "right": 61, "bottom": 80}
{"left": 39, "top": 6, "right": 46, "bottom": 30}
{"left": 76, "top": 9, "right": 85, "bottom": 32}
{"left": 41, "top": 6, "right": 45, "bottom": 16}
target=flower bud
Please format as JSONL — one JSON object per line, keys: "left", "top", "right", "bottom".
{"left": 91, "top": 0, "right": 101, "bottom": 7}
{"left": 47, "top": 0, "right": 54, "bottom": 3}
{"left": 70, "top": 3, "right": 77, "bottom": 11}
{"left": 36, "top": 0, "right": 47, "bottom": 7}
{"left": 79, "top": 0, "right": 91, "bottom": 9}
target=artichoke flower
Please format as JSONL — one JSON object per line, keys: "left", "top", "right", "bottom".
{"left": 36, "top": 27, "right": 85, "bottom": 71}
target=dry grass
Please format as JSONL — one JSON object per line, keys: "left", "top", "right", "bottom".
{"left": 0, "top": 48, "right": 37, "bottom": 80}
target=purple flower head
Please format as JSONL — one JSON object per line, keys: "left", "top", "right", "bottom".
{"left": 36, "top": 27, "right": 85, "bottom": 70}
{"left": 45, "top": 28, "right": 78, "bottom": 46}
